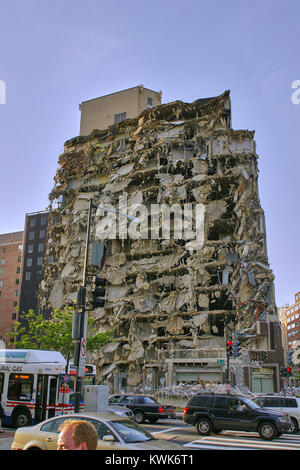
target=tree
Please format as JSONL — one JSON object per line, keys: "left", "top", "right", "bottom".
{"left": 8, "top": 307, "right": 112, "bottom": 359}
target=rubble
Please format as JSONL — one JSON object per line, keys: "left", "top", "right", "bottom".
{"left": 40, "top": 90, "right": 278, "bottom": 390}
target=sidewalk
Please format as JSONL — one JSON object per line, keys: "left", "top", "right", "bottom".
{"left": 0, "top": 430, "right": 15, "bottom": 450}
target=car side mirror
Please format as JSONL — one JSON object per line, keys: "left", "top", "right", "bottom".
{"left": 103, "top": 435, "right": 115, "bottom": 442}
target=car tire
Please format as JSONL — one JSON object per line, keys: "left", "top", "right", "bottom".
{"left": 196, "top": 417, "right": 212, "bottom": 436}
{"left": 134, "top": 411, "right": 146, "bottom": 424}
{"left": 288, "top": 418, "right": 299, "bottom": 434}
{"left": 258, "top": 421, "right": 277, "bottom": 440}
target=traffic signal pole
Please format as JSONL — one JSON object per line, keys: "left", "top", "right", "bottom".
{"left": 74, "top": 198, "right": 93, "bottom": 413}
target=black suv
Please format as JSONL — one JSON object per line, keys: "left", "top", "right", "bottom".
{"left": 183, "top": 393, "right": 291, "bottom": 440}
{"left": 109, "top": 394, "right": 176, "bottom": 424}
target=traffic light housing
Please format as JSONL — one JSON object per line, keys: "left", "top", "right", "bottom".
{"left": 92, "top": 277, "right": 106, "bottom": 308}
{"left": 280, "top": 366, "right": 286, "bottom": 377}
{"left": 232, "top": 339, "right": 242, "bottom": 358}
{"left": 226, "top": 339, "right": 233, "bottom": 357}
{"left": 286, "top": 367, "right": 292, "bottom": 377}
{"left": 287, "top": 351, "right": 293, "bottom": 365}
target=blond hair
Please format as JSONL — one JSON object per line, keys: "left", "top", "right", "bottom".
{"left": 58, "top": 419, "right": 98, "bottom": 450}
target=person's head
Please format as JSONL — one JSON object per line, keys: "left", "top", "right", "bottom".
{"left": 57, "top": 419, "right": 98, "bottom": 450}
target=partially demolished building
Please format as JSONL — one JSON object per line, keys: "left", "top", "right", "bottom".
{"left": 40, "top": 90, "right": 284, "bottom": 393}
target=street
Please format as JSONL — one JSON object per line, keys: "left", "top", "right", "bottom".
{"left": 2, "top": 419, "right": 300, "bottom": 451}
{"left": 146, "top": 419, "right": 300, "bottom": 450}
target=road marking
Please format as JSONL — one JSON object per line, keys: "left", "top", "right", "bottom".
{"left": 184, "top": 436, "right": 300, "bottom": 450}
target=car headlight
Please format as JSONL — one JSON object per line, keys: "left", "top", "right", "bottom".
{"left": 278, "top": 416, "right": 290, "bottom": 423}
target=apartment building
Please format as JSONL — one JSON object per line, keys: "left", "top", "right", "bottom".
{"left": 285, "top": 291, "right": 300, "bottom": 349}
{"left": 79, "top": 85, "right": 162, "bottom": 136}
{"left": 0, "top": 231, "right": 24, "bottom": 345}
{"left": 18, "top": 211, "right": 49, "bottom": 322}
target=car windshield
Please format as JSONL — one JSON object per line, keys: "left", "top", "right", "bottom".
{"left": 243, "top": 398, "right": 260, "bottom": 409}
{"left": 108, "top": 420, "right": 155, "bottom": 443}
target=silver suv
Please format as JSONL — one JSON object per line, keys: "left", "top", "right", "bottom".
{"left": 252, "top": 395, "right": 300, "bottom": 434}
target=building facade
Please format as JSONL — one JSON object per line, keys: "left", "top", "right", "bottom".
{"left": 0, "top": 231, "right": 24, "bottom": 345}
{"left": 40, "top": 89, "right": 284, "bottom": 393}
{"left": 79, "top": 85, "right": 162, "bottom": 136}
{"left": 18, "top": 211, "right": 49, "bottom": 322}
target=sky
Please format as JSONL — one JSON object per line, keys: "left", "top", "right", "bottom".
{"left": 0, "top": 0, "right": 299, "bottom": 307}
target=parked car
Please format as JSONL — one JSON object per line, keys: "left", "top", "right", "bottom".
{"left": 107, "top": 405, "right": 133, "bottom": 418}
{"left": 252, "top": 395, "right": 300, "bottom": 434}
{"left": 11, "top": 412, "right": 183, "bottom": 450}
{"left": 108, "top": 394, "right": 176, "bottom": 423}
{"left": 183, "top": 393, "right": 291, "bottom": 440}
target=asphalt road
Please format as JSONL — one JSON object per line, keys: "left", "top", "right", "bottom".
{"left": 2, "top": 419, "right": 300, "bottom": 451}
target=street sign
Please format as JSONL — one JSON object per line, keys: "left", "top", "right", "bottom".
{"left": 78, "top": 338, "right": 86, "bottom": 378}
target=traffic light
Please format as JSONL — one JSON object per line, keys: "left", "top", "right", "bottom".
{"left": 232, "top": 339, "right": 242, "bottom": 358}
{"left": 92, "top": 276, "right": 106, "bottom": 308}
{"left": 76, "top": 286, "right": 86, "bottom": 309}
{"left": 280, "top": 366, "right": 286, "bottom": 377}
{"left": 286, "top": 367, "right": 292, "bottom": 377}
{"left": 287, "top": 351, "right": 293, "bottom": 365}
{"left": 226, "top": 339, "right": 233, "bottom": 357}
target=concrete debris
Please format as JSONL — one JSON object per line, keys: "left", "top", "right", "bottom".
{"left": 40, "top": 90, "right": 278, "bottom": 391}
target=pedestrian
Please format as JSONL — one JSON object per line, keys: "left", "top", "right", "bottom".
{"left": 0, "top": 394, "right": 5, "bottom": 433}
{"left": 57, "top": 419, "right": 98, "bottom": 450}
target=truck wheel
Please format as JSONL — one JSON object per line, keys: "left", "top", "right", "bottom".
{"left": 196, "top": 417, "right": 212, "bottom": 436}
{"left": 134, "top": 411, "right": 145, "bottom": 424}
{"left": 258, "top": 422, "right": 277, "bottom": 440}
{"left": 13, "top": 409, "right": 31, "bottom": 428}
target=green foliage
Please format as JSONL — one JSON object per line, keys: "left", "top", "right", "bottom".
{"left": 8, "top": 307, "right": 112, "bottom": 358}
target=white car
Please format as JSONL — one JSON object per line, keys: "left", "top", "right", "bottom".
{"left": 252, "top": 395, "right": 300, "bottom": 434}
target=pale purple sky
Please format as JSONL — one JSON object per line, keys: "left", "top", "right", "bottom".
{"left": 0, "top": 0, "right": 299, "bottom": 307}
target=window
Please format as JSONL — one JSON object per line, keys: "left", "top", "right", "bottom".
{"left": 114, "top": 112, "right": 127, "bottom": 124}
{"left": 41, "top": 216, "right": 47, "bottom": 225}
{"left": 17, "top": 256, "right": 21, "bottom": 263}
{"left": 8, "top": 373, "right": 34, "bottom": 401}
{"left": 147, "top": 97, "right": 153, "bottom": 108}
{"left": 190, "top": 396, "right": 210, "bottom": 407}
{"left": 30, "top": 218, "right": 36, "bottom": 227}
{"left": 25, "top": 272, "right": 31, "bottom": 281}
{"left": 0, "top": 281, "right": 3, "bottom": 287}
{"left": 29, "top": 232, "right": 35, "bottom": 240}
{"left": 16, "top": 267, "right": 20, "bottom": 274}
{"left": 214, "top": 397, "right": 228, "bottom": 409}
{"left": 283, "top": 398, "right": 298, "bottom": 408}
{"left": 1, "top": 247, "right": 5, "bottom": 254}
{"left": 28, "top": 244, "right": 34, "bottom": 253}
{"left": 18, "top": 244, "right": 23, "bottom": 251}
{"left": 0, "top": 259, "right": 4, "bottom": 265}
{"left": 14, "top": 290, "right": 18, "bottom": 297}
{"left": 38, "top": 243, "right": 44, "bottom": 252}
{"left": 0, "top": 373, "right": 3, "bottom": 394}
{"left": 109, "top": 396, "right": 121, "bottom": 404}
{"left": 39, "top": 230, "right": 45, "bottom": 238}
{"left": 15, "top": 279, "right": 19, "bottom": 285}
{"left": 142, "top": 397, "right": 158, "bottom": 404}
{"left": 37, "top": 257, "right": 43, "bottom": 266}
{"left": 122, "top": 396, "right": 136, "bottom": 404}
{"left": 26, "top": 258, "right": 32, "bottom": 267}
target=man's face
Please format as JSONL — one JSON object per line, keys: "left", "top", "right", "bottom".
{"left": 57, "top": 426, "right": 88, "bottom": 450}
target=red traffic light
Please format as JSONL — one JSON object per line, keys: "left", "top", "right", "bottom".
{"left": 227, "top": 340, "right": 233, "bottom": 346}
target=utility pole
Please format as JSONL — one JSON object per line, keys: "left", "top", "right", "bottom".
{"left": 74, "top": 198, "right": 93, "bottom": 413}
